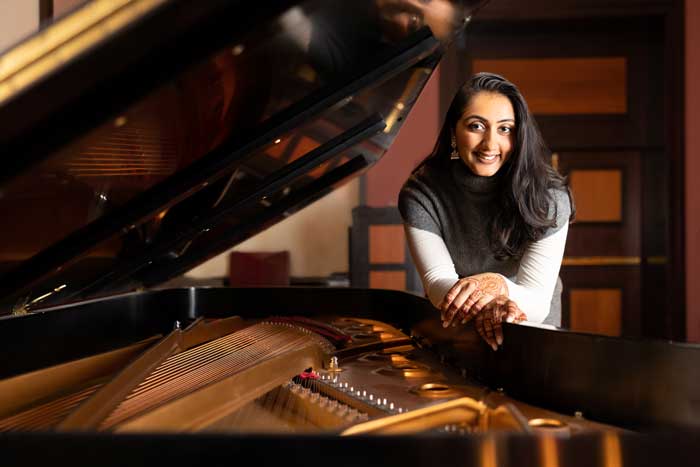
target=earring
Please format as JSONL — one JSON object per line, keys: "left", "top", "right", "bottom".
{"left": 450, "top": 135, "right": 459, "bottom": 160}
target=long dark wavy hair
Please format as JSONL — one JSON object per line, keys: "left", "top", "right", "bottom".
{"left": 420, "top": 72, "right": 575, "bottom": 259}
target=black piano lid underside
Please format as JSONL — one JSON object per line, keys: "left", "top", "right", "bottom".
{"left": 0, "top": 0, "right": 458, "bottom": 311}
{"left": 3, "top": 431, "right": 700, "bottom": 467}
{"left": 0, "top": 0, "right": 297, "bottom": 180}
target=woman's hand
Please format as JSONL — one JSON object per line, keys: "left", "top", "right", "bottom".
{"left": 475, "top": 296, "right": 527, "bottom": 350}
{"left": 440, "top": 273, "right": 508, "bottom": 328}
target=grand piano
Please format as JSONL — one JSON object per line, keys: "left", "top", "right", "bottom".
{"left": 1, "top": 1, "right": 700, "bottom": 465}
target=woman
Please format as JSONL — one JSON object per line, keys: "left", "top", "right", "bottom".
{"left": 398, "top": 72, "right": 574, "bottom": 350}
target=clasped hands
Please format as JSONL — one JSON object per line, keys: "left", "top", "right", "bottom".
{"left": 439, "top": 273, "right": 526, "bottom": 350}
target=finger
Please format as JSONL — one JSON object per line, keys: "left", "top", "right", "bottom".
{"left": 475, "top": 312, "right": 486, "bottom": 341}
{"left": 470, "top": 292, "right": 494, "bottom": 317}
{"left": 493, "top": 309, "right": 505, "bottom": 346}
{"left": 440, "top": 281, "right": 465, "bottom": 314}
{"left": 505, "top": 301, "right": 526, "bottom": 323}
{"left": 443, "top": 283, "right": 476, "bottom": 327}
{"left": 459, "top": 288, "right": 483, "bottom": 324}
{"left": 512, "top": 302, "right": 528, "bottom": 323}
{"left": 440, "top": 282, "right": 466, "bottom": 324}
{"left": 483, "top": 313, "right": 497, "bottom": 350}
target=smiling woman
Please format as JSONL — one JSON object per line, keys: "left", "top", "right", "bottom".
{"left": 398, "top": 72, "right": 575, "bottom": 349}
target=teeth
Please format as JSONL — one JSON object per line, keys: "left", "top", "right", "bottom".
{"left": 476, "top": 153, "right": 498, "bottom": 161}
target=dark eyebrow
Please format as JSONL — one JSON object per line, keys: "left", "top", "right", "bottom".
{"left": 465, "top": 115, "right": 515, "bottom": 124}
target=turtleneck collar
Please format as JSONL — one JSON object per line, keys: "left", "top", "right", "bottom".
{"left": 450, "top": 159, "right": 505, "bottom": 195}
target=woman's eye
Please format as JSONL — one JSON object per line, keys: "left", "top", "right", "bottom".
{"left": 467, "top": 122, "right": 485, "bottom": 131}
{"left": 499, "top": 126, "right": 513, "bottom": 134}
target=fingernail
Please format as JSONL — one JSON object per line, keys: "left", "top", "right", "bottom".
{"left": 443, "top": 321, "right": 449, "bottom": 328}
{"left": 497, "top": 336, "right": 503, "bottom": 345}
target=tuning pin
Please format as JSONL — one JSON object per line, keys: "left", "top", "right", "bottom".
{"left": 389, "top": 402, "right": 395, "bottom": 411}
{"left": 368, "top": 394, "right": 374, "bottom": 402}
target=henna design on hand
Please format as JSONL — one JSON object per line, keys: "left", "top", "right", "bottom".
{"left": 475, "top": 296, "right": 527, "bottom": 350}
{"left": 471, "top": 273, "right": 507, "bottom": 297}
{"left": 441, "top": 273, "right": 509, "bottom": 328}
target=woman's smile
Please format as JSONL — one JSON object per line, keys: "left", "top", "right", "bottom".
{"left": 473, "top": 151, "right": 501, "bottom": 163}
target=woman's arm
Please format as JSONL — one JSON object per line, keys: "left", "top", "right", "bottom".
{"left": 404, "top": 222, "right": 569, "bottom": 324}
{"left": 405, "top": 225, "right": 507, "bottom": 326}
{"left": 502, "top": 223, "right": 568, "bottom": 323}
{"left": 403, "top": 224, "right": 458, "bottom": 309}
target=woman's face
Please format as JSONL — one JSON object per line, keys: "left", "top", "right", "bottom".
{"left": 454, "top": 91, "right": 515, "bottom": 177}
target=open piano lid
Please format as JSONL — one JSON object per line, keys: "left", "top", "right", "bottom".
{"left": 0, "top": 0, "right": 487, "bottom": 314}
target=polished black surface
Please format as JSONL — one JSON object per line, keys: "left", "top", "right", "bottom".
{"left": 0, "top": 0, "right": 483, "bottom": 314}
{"left": 3, "top": 431, "right": 700, "bottom": 467}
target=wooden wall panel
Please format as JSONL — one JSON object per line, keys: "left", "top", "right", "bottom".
{"left": 570, "top": 288, "right": 622, "bottom": 336}
{"left": 472, "top": 57, "right": 627, "bottom": 115}
{"left": 369, "top": 225, "right": 405, "bottom": 263}
{"left": 369, "top": 271, "right": 406, "bottom": 291}
{"left": 569, "top": 169, "right": 623, "bottom": 222}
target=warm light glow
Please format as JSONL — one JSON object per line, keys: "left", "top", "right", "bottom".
{"left": 539, "top": 435, "right": 560, "bottom": 467}
{"left": 480, "top": 437, "right": 497, "bottom": 467}
{"left": 114, "top": 116, "right": 128, "bottom": 127}
{"left": 274, "top": 139, "right": 282, "bottom": 144}
{"left": 0, "top": 0, "right": 168, "bottom": 105}
{"left": 603, "top": 433, "right": 622, "bottom": 467}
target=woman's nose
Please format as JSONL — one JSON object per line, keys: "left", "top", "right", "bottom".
{"left": 480, "top": 129, "right": 498, "bottom": 150}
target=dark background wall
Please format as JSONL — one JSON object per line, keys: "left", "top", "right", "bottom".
{"left": 686, "top": 0, "right": 699, "bottom": 341}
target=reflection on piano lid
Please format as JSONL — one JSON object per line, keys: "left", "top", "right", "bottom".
{"left": 0, "top": 0, "right": 485, "bottom": 314}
